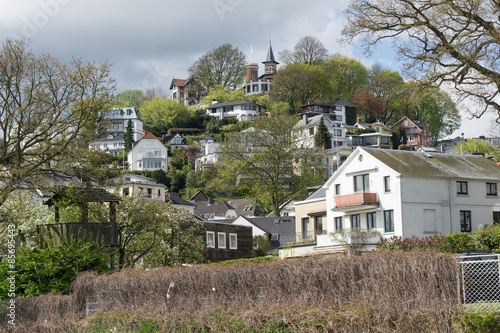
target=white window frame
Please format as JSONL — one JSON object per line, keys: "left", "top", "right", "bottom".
{"left": 206, "top": 231, "right": 215, "bottom": 248}
{"left": 229, "top": 233, "right": 237, "bottom": 249}
{"left": 218, "top": 232, "right": 226, "bottom": 249}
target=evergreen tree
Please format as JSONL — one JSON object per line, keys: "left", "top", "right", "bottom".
{"left": 124, "top": 119, "right": 134, "bottom": 151}
{"left": 313, "top": 117, "right": 332, "bottom": 150}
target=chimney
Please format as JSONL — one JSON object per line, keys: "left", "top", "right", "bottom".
{"left": 212, "top": 99, "right": 218, "bottom": 105}
{"left": 302, "top": 113, "right": 309, "bottom": 124}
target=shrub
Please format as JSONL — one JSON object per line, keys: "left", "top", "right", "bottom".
{"left": 253, "top": 235, "right": 271, "bottom": 257}
{"left": 0, "top": 238, "right": 111, "bottom": 298}
{"left": 473, "top": 224, "right": 500, "bottom": 252}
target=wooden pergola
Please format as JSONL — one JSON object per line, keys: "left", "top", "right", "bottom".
{"left": 40, "top": 187, "right": 122, "bottom": 246}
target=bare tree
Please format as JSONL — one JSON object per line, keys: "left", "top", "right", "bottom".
{"left": 188, "top": 43, "right": 246, "bottom": 92}
{"left": 0, "top": 38, "right": 115, "bottom": 207}
{"left": 293, "top": 36, "right": 329, "bottom": 65}
{"left": 342, "top": 0, "right": 500, "bottom": 120}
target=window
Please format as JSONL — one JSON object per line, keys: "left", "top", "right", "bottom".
{"left": 309, "top": 127, "right": 314, "bottom": 136}
{"left": 335, "top": 184, "right": 341, "bottom": 195}
{"left": 384, "top": 176, "right": 391, "bottom": 193}
{"left": 384, "top": 210, "right": 394, "bottom": 233}
{"left": 460, "top": 211, "right": 471, "bottom": 232}
{"left": 354, "top": 174, "right": 370, "bottom": 192}
{"left": 494, "top": 212, "right": 500, "bottom": 225}
{"left": 302, "top": 218, "right": 310, "bottom": 239}
{"left": 487, "top": 183, "right": 498, "bottom": 196}
{"left": 218, "top": 232, "right": 226, "bottom": 248}
{"left": 367, "top": 212, "right": 376, "bottom": 229}
{"left": 271, "top": 234, "right": 279, "bottom": 241}
{"left": 252, "top": 84, "right": 259, "bottom": 92}
{"left": 229, "top": 233, "right": 237, "bottom": 249}
{"left": 147, "top": 140, "right": 153, "bottom": 145}
{"left": 206, "top": 231, "right": 215, "bottom": 248}
{"left": 457, "top": 181, "right": 468, "bottom": 195}
{"left": 315, "top": 216, "right": 323, "bottom": 233}
{"left": 335, "top": 217, "right": 343, "bottom": 230}
{"left": 352, "top": 214, "right": 361, "bottom": 228}
{"left": 381, "top": 137, "right": 390, "bottom": 144}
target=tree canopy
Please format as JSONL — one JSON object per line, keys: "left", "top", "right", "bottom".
{"left": 212, "top": 107, "right": 326, "bottom": 216}
{"left": 342, "top": 0, "right": 500, "bottom": 121}
{"left": 188, "top": 43, "right": 246, "bottom": 92}
{"left": 0, "top": 38, "right": 115, "bottom": 208}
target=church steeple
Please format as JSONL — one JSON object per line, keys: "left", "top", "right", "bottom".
{"left": 262, "top": 37, "right": 278, "bottom": 75}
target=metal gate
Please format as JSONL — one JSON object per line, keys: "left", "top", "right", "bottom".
{"left": 459, "top": 254, "right": 500, "bottom": 312}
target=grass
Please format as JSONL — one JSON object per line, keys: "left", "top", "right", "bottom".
{"left": 465, "top": 301, "right": 500, "bottom": 313}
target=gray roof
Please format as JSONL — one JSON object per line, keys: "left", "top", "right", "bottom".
{"left": 103, "top": 107, "right": 143, "bottom": 121}
{"left": 207, "top": 100, "right": 261, "bottom": 109}
{"left": 263, "top": 42, "right": 278, "bottom": 64}
{"left": 363, "top": 148, "right": 500, "bottom": 180}
{"left": 91, "top": 134, "right": 124, "bottom": 143}
{"left": 169, "top": 193, "right": 196, "bottom": 207}
{"left": 238, "top": 216, "right": 296, "bottom": 250}
{"left": 193, "top": 200, "right": 235, "bottom": 218}
{"left": 227, "top": 198, "right": 269, "bottom": 217}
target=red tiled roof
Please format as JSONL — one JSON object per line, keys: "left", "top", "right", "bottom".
{"left": 173, "top": 78, "right": 191, "bottom": 87}
{"left": 132, "top": 131, "right": 162, "bottom": 148}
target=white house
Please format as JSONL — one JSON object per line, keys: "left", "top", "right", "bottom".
{"left": 105, "top": 173, "right": 168, "bottom": 200}
{"left": 89, "top": 107, "right": 144, "bottom": 156}
{"left": 206, "top": 100, "right": 264, "bottom": 121}
{"left": 127, "top": 131, "right": 168, "bottom": 172}
{"left": 284, "top": 147, "right": 500, "bottom": 257}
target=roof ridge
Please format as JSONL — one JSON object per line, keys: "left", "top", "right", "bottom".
{"left": 383, "top": 150, "right": 410, "bottom": 166}
{"left": 457, "top": 154, "right": 485, "bottom": 171}
{"left": 412, "top": 152, "right": 457, "bottom": 176}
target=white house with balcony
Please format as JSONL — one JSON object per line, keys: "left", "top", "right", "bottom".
{"left": 105, "top": 173, "right": 168, "bottom": 200}
{"left": 206, "top": 100, "right": 264, "bottom": 121}
{"left": 283, "top": 147, "right": 500, "bottom": 257}
{"left": 89, "top": 107, "right": 144, "bottom": 156}
{"left": 127, "top": 131, "right": 168, "bottom": 171}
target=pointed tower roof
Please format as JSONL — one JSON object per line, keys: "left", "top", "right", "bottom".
{"left": 263, "top": 38, "right": 279, "bottom": 65}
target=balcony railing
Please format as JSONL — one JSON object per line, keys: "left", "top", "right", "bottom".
{"left": 334, "top": 193, "right": 378, "bottom": 210}
{"left": 282, "top": 230, "right": 328, "bottom": 246}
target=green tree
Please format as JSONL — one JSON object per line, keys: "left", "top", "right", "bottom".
{"left": 188, "top": 43, "right": 246, "bottom": 92}
{"left": 124, "top": 119, "right": 134, "bottom": 151}
{"left": 253, "top": 235, "right": 271, "bottom": 257}
{"left": 200, "top": 84, "right": 245, "bottom": 105}
{"left": 114, "top": 89, "right": 146, "bottom": 108}
{"left": 366, "top": 69, "right": 405, "bottom": 124}
{"left": 213, "top": 107, "right": 326, "bottom": 216}
{"left": 418, "top": 88, "right": 461, "bottom": 145}
{"left": 342, "top": 0, "right": 500, "bottom": 120}
{"left": 314, "top": 117, "right": 332, "bottom": 150}
{"left": 0, "top": 38, "right": 115, "bottom": 208}
{"left": 139, "top": 97, "right": 192, "bottom": 135}
{"left": 270, "top": 63, "right": 330, "bottom": 112}
{"left": 454, "top": 139, "right": 500, "bottom": 161}
{"left": 115, "top": 195, "right": 203, "bottom": 268}
{"left": 322, "top": 55, "right": 369, "bottom": 100}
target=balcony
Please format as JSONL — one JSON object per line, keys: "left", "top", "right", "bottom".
{"left": 334, "top": 193, "right": 378, "bottom": 211}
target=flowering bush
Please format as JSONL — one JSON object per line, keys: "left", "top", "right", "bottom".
{"left": 377, "top": 234, "right": 452, "bottom": 252}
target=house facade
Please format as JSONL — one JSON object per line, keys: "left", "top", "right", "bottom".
{"left": 201, "top": 222, "right": 253, "bottom": 262}
{"left": 391, "top": 116, "right": 429, "bottom": 150}
{"left": 127, "top": 131, "right": 168, "bottom": 172}
{"left": 106, "top": 173, "right": 168, "bottom": 200}
{"left": 89, "top": 107, "right": 144, "bottom": 155}
{"left": 206, "top": 100, "right": 264, "bottom": 121}
{"left": 169, "top": 78, "right": 204, "bottom": 106}
{"left": 243, "top": 40, "right": 278, "bottom": 96}
{"left": 282, "top": 147, "right": 500, "bottom": 257}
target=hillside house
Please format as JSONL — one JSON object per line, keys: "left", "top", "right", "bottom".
{"left": 105, "top": 173, "right": 168, "bottom": 200}
{"left": 169, "top": 78, "right": 204, "bottom": 106}
{"left": 282, "top": 147, "right": 500, "bottom": 257}
{"left": 244, "top": 40, "right": 279, "bottom": 96}
{"left": 127, "top": 131, "right": 168, "bottom": 172}
{"left": 391, "top": 116, "right": 429, "bottom": 150}
{"left": 89, "top": 107, "right": 144, "bottom": 156}
{"left": 206, "top": 100, "right": 265, "bottom": 121}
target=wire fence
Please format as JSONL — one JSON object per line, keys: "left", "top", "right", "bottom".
{"left": 459, "top": 253, "right": 500, "bottom": 312}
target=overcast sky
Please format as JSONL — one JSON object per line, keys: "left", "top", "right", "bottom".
{"left": 0, "top": 0, "right": 496, "bottom": 138}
